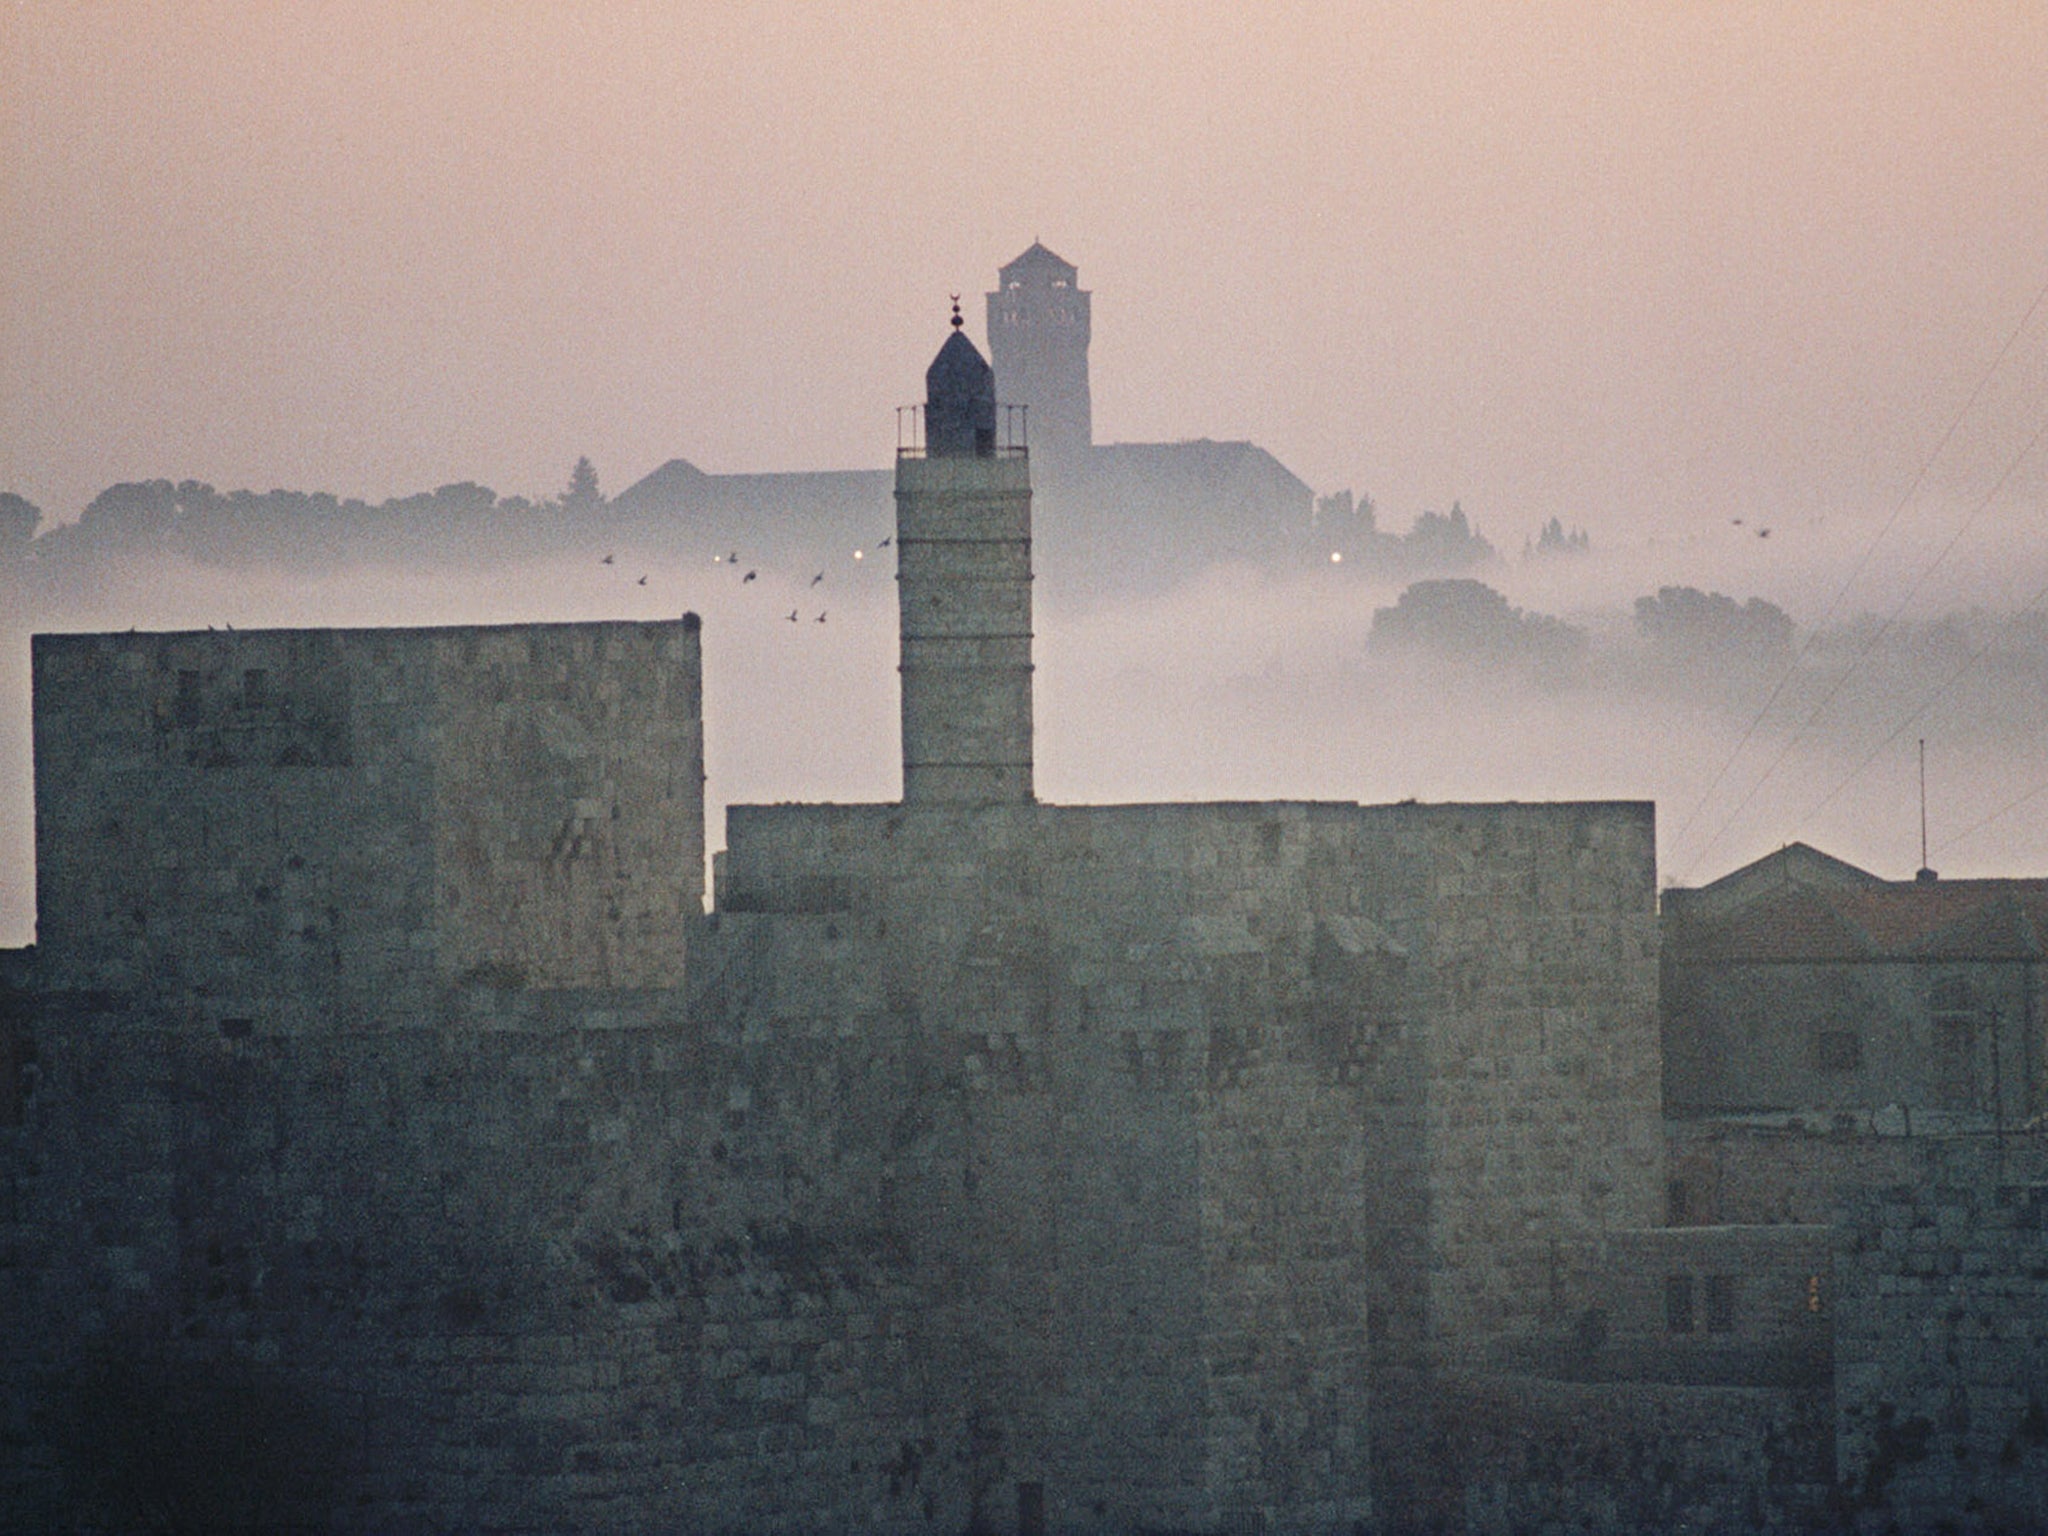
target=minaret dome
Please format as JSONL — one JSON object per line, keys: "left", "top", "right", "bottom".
{"left": 924, "top": 316, "right": 997, "bottom": 458}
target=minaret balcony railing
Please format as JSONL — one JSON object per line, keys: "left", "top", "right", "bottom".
{"left": 895, "top": 403, "right": 1030, "bottom": 460}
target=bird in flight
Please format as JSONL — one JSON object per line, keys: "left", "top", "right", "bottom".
{"left": 636, "top": 575, "right": 647, "bottom": 585}
{"left": 811, "top": 572, "right": 824, "bottom": 587}
{"left": 743, "top": 570, "right": 758, "bottom": 583}
{"left": 1731, "top": 518, "right": 1744, "bottom": 526}
{"left": 786, "top": 609, "right": 798, "bottom": 623}
{"left": 878, "top": 535, "right": 892, "bottom": 548}
{"left": 601, "top": 553, "right": 614, "bottom": 565}
{"left": 814, "top": 612, "right": 827, "bottom": 624}
{"left": 1757, "top": 528, "right": 1772, "bottom": 539}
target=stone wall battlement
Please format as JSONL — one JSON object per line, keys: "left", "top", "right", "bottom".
{"left": 31, "top": 617, "right": 704, "bottom": 1017}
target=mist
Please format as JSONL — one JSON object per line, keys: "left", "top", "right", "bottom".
{"left": 7, "top": 2, "right": 2048, "bottom": 946}
{"left": 11, "top": 481, "right": 2048, "bottom": 948}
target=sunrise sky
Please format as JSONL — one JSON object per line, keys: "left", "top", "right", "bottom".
{"left": 5, "top": 2, "right": 2044, "bottom": 529}
{"left": 4, "top": 2, "right": 2048, "bottom": 947}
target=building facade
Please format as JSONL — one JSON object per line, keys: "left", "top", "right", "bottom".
{"left": 987, "top": 243, "right": 1092, "bottom": 474}
{"left": 4, "top": 325, "right": 2044, "bottom": 1532}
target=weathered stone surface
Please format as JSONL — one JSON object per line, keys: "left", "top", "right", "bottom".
{"left": 31, "top": 618, "right": 704, "bottom": 1013}
{"left": 1835, "top": 1163, "right": 2048, "bottom": 1531}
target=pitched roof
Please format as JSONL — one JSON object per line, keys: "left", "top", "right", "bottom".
{"left": 1671, "top": 835, "right": 1875, "bottom": 921}
{"left": 1668, "top": 858, "right": 2048, "bottom": 963}
{"left": 999, "top": 241, "right": 1077, "bottom": 281}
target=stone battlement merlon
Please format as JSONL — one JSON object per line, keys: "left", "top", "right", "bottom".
{"left": 31, "top": 615, "right": 704, "bottom": 1015}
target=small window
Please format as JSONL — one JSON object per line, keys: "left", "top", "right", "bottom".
{"left": 1816, "top": 1029, "right": 1863, "bottom": 1072}
{"left": 1806, "top": 1273, "right": 1825, "bottom": 1314}
{"left": 1665, "top": 1273, "right": 1694, "bottom": 1334}
{"left": 1705, "top": 1274, "right": 1736, "bottom": 1333}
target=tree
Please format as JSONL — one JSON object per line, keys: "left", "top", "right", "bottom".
{"left": 1402, "top": 501, "right": 1495, "bottom": 571}
{"left": 0, "top": 492, "right": 39, "bottom": 556}
{"left": 1369, "top": 578, "right": 1585, "bottom": 668}
{"left": 1528, "top": 516, "right": 1590, "bottom": 557}
{"left": 1634, "top": 586, "right": 1793, "bottom": 659}
{"left": 562, "top": 456, "right": 603, "bottom": 513}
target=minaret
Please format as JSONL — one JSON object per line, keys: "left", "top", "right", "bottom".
{"left": 986, "top": 242, "right": 1091, "bottom": 475}
{"left": 897, "top": 304, "right": 1034, "bottom": 805}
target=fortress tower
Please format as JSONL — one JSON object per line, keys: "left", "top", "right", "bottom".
{"left": 896, "top": 308, "right": 1034, "bottom": 803}
{"left": 987, "top": 241, "right": 1091, "bottom": 473}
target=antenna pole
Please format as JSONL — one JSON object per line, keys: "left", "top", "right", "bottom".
{"left": 1919, "top": 738, "right": 1928, "bottom": 872}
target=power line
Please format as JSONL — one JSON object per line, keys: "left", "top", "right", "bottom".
{"left": 1935, "top": 774, "right": 2048, "bottom": 861}
{"left": 1681, "top": 404, "right": 2048, "bottom": 880}
{"left": 1786, "top": 409, "right": 2048, "bottom": 826}
{"left": 1669, "top": 267, "right": 2048, "bottom": 880}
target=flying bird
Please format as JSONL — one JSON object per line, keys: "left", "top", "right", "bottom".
{"left": 601, "top": 554, "right": 614, "bottom": 565}
{"left": 727, "top": 551, "right": 739, "bottom": 565}
{"left": 1758, "top": 528, "right": 1772, "bottom": 539}
{"left": 636, "top": 575, "right": 647, "bottom": 586}
{"left": 811, "top": 572, "right": 824, "bottom": 587}
{"left": 1731, "top": 518, "right": 1744, "bottom": 526}
{"left": 814, "top": 612, "right": 827, "bottom": 624}
{"left": 879, "top": 535, "right": 892, "bottom": 548}
{"left": 786, "top": 610, "right": 798, "bottom": 623}
{"left": 743, "top": 570, "right": 757, "bottom": 583}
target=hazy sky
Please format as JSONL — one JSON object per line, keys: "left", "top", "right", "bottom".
{"left": 7, "top": 2, "right": 2048, "bottom": 947}
{"left": 5, "top": 2, "right": 2046, "bottom": 529}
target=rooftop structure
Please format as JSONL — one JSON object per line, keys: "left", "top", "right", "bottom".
{"left": 988, "top": 242, "right": 1092, "bottom": 473}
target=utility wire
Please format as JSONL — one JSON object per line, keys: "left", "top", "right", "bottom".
{"left": 1797, "top": 413, "right": 2048, "bottom": 827}
{"left": 1666, "top": 270, "right": 2048, "bottom": 872}
{"left": 1935, "top": 774, "right": 2048, "bottom": 861}
{"left": 1668, "top": 268, "right": 2048, "bottom": 880}
{"left": 1682, "top": 405, "right": 2048, "bottom": 880}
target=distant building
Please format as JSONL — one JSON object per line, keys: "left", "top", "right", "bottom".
{"left": 986, "top": 241, "right": 1093, "bottom": 474}
{"left": 1660, "top": 842, "right": 2048, "bottom": 1238}
{"left": 611, "top": 244, "right": 1313, "bottom": 600}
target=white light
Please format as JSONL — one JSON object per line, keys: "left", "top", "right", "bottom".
{"left": 1330, "top": 551, "right": 1343, "bottom": 564}
{"left": 854, "top": 549, "right": 864, "bottom": 560}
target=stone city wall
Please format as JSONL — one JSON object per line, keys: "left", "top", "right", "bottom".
{"left": 716, "top": 799, "right": 1387, "bottom": 1529}
{"left": 1371, "top": 1369, "right": 1834, "bottom": 1535}
{"left": 1834, "top": 1157, "right": 2048, "bottom": 1531}
{"left": 0, "top": 986, "right": 959, "bottom": 1533}
{"left": 1666, "top": 1117, "right": 2048, "bottom": 1228}
{"left": 1347, "top": 802, "right": 1663, "bottom": 1358}
{"left": 720, "top": 795, "right": 1661, "bottom": 1374}
{"left": 30, "top": 619, "right": 702, "bottom": 1023}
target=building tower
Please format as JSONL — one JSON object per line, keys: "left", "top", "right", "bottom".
{"left": 896, "top": 307, "right": 1034, "bottom": 804}
{"left": 986, "top": 241, "right": 1091, "bottom": 474}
